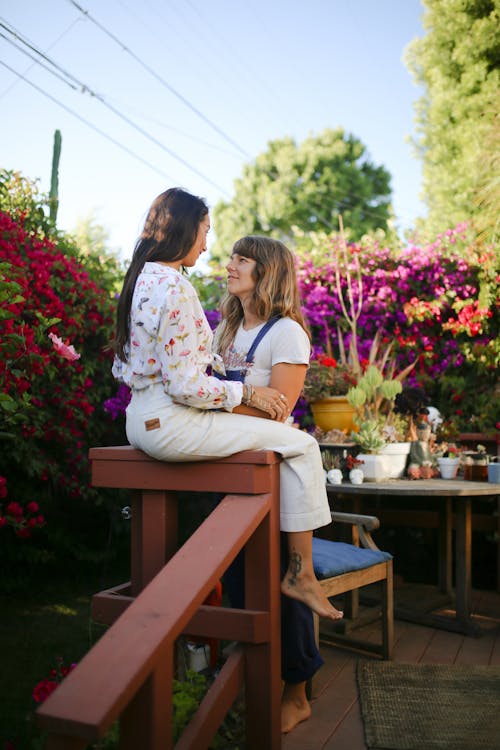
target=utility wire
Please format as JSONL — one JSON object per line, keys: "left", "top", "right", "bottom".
{"left": 0, "top": 31, "right": 80, "bottom": 91}
{"left": 63, "top": 3, "right": 382, "bottom": 232}
{"left": 1, "top": 12, "right": 398, "bottom": 233}
{"left": 0, "top": 58, "right": 177, "bottom": 183}
{"left": 67, "top": 0, "right": 250, "bottom": 159}
{"left": 105, "top": 96, "right": 244, "bottom": 159}
{"left": 0, "top": 14, "right": 81, "bottom": 100}
{"left": 0, "top": 22, "right": 232, "bottom": 197}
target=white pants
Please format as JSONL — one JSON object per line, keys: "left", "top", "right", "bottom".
{"left": 125, "top": 384, "right": 331, "bottom": 533}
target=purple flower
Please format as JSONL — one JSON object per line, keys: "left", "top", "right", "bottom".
{"left": 104, "top": 383, "right": 131, "bottom": 420}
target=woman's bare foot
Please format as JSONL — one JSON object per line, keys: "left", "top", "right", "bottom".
{"left": 281, "top": 684, "right": 312, "bottom": 733}
{"left": 281, "top": 566, "right": 343, "bottom": 621}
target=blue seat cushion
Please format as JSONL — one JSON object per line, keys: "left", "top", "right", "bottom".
{"left": 312, "top": 537, "right": 392, "bottom": 579}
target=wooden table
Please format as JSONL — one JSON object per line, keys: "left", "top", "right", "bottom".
{"left": 325, "top": 478, "right": 500, "bottom": 636}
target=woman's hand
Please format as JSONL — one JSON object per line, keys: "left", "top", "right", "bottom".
{"left": 250, "top": 386, "right": 289, "bottom": 422}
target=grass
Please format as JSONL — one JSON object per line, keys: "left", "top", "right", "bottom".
{"left": 0, "top": 559, "right": 126, "bottom": 749}
{"left": 0, "top": 552, "right": 246, "bottom": 750}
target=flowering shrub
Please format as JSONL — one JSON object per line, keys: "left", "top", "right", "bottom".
{"left": 294, "top": 225, "right": 500, "bottom": 433}
{"left": 104, "top": 382, "right": 132, "bottom": 420}
{"left": 190, "top": 224, "right": 499, "bottom": 434}
{"left": 0, "top": 475, "right": 45, "bottom": 537}
{"left": 32, "top": 657, "right": 76, "bottom": 704}
{"left": 303, "top": 355, "right": 356, "bottom": 400}
{"left": 0, "top": 171, "right": 126, "bottom": 564}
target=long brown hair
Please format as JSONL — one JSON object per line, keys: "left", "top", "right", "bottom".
{"left": 216, "top": 235, "right": 310, "bottom": 356}
{"left": 114, "top": 188, "right": 208, "bottom": 361}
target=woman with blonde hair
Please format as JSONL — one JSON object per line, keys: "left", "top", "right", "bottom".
{"left": 215, "top": 235, "right": 342, "bottom": 733}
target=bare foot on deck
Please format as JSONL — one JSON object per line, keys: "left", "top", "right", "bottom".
{"left": 281, "top": 694, "right": 312, "bottom": 734}
{"left": 281, "top": 570, "right": 343, "bottom": 621}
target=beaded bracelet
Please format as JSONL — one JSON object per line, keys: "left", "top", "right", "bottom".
{"left": 242, "top": 383, "right": 254, "bottom": 405}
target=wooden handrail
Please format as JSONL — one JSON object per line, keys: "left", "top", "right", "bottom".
{"left": 37, "top": 449, "right": 282, "bottom": 749}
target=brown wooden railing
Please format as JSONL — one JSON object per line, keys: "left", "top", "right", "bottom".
{"left": 36, "top": 448, "right": 282, "bottom": 749}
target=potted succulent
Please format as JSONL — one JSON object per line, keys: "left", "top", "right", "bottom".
{"left": 347, "top": 363, "right": 415, "bottom": 480}
{"left": 303, "top": 352, "right": 357, "bottom": 433}
{"left": 348, "top": 418, "right": 391, "bottom": 481}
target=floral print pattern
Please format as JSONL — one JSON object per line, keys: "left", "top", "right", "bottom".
{"left": 113, "top": 263, "right": 242, "bottom": 410}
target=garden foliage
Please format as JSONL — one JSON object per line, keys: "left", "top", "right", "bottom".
{"left": 0, "top": 171, "right": 126, "bottom": 568}
{"left": 194, "top": 224, "right": 500, "bottom": 436}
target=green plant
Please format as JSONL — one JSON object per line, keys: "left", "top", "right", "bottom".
{"left": 303, "top": 355, "right": 356, "bottom": 401}
{"left": 347, "top": 363, "right": 410, "bottom": 450}
{"left": 0, "top": 169, "right": 127, "bottom": 570}
{"left": 350, "top": 418, "right": 386, "bottom": 454}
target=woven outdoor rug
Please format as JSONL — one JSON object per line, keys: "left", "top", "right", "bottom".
{"left": 357, "top": 661, "right": 500, "bottom": 750}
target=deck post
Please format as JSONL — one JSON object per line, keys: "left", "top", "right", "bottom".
{"left": 244, "top": 459, "right": 281, "bottom": 748}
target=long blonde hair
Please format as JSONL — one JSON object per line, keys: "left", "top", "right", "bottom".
{"left": 216, "top": 235, "right": 310, "bottom": 356}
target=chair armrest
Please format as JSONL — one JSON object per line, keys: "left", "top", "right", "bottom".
{"left": 331, "top": 511, "right": 381, "bottom": 551}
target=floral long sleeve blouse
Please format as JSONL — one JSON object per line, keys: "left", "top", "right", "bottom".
{"left": 112, "top": 262, "right": 243, "bottom": 410}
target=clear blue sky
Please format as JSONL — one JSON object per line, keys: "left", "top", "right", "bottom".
{"left": 0, "top": 0, "right": 427, "bottom": 260}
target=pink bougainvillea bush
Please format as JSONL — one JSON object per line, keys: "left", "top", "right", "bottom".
{"left": 295, "top": 226, "right": 499, "bottom": 436}
{"left": 0, "top": 171, "right": 126, "bottom": 569}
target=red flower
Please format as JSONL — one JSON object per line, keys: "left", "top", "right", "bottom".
{"left": 6, "top": 501, "right": 23, "bottom": 518}
{"left": 32, "top": 679, "right": 58, "bottom": 704}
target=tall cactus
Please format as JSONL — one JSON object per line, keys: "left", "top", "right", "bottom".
{"left": 49, "top": 129, "right": 62, "bottom": 224}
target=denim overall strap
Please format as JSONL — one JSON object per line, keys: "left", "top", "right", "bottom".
{"left": 245, "top": 315, "right": 280, "bottom": 365}
{"left": 214, "top": 316, "right": 280, "bottom": 382}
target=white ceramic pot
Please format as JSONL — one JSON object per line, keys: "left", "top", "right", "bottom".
{"left": 381, "top": 442, "right": 411, "bottom": 479}
{"left": 356, "top": 453, "right": 392, "bottom": 482}
{"left": 437, "top": 457, "right": 460, "bottom": 480}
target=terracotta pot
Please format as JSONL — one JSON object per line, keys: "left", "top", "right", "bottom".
{"left": 310, "top": 396, "right": 356, "bottom": 433}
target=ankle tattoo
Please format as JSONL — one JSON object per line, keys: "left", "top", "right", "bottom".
{"left": 288, "top": 551, "right": 302, "bottom": 586}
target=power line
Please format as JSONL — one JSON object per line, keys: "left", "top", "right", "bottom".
{"left": 1, "top": 11, "right": 402, "bottom": 234}
{"left": 0, "top": 21, "right": 232, "bottom": 197}
{"left": 61, "top": 4, "right": 381, "bottom": 232}
{"left": 106, "top": 99, "right": 244, "bottom": 159}
{"left": 0, "top": 30, "right": 80, "bottom": 91}
{"left": 0, "top": 58, "right": 177, "bottom": 183}
{"left": 67, "top": 0, "right": 250, "bottom": 159}
{"left": 0, "top": 14, "right": 82, "bottom": 101}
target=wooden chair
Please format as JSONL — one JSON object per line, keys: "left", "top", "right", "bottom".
{"left": 312, "top": 511, "right": 394, "bottom": 659}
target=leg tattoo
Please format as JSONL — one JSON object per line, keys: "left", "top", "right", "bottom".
{"left": 288, "top": 550, "right": 302, "bottom": 586}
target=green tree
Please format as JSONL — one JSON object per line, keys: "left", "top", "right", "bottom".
{"left": 405, "top": 0, "right": 500, "bottom": 236}
{"left": 210, "top": 128, "right": 392, "bottom": 263}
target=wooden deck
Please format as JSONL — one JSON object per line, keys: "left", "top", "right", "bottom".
{"left": 282, "top": 586, "right": 500, "bottom": 750}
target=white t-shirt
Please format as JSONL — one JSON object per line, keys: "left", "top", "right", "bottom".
{"left": 221, "top": 317, "right": 310, "bottom": 387}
